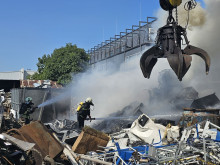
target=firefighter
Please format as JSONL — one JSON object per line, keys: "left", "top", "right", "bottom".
{"left": 76, "top": 97, "right": 94, "bottom": 129}
{"left": 19, "top": 97, "right": 37, "bottom": 125}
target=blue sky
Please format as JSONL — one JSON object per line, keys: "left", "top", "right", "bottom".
{"left": 0, "top": 0, "right": 203, "bottom": 72}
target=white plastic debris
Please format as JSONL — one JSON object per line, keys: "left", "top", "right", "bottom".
{"left": 0, "top": 134, "right": 5, "bottom": 140}
{"left": 167, "top": 126, "right": 180, "bottom": 142}
{"left": 127, "top": 132, "right": 142, "bottom": 144}
{"left": 106, "top": 138, "right": 128, "bottom": 149}
{"left": 129, "top": 114, "right": 166, "bottom": 145}
{"left": 117, "top": 138, "right": 129, "bottom": 149}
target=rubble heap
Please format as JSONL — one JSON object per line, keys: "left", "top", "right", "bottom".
{"left": 0, "top": 112, "right": 220, "bottom": 164}
{"left": 1, "top": 89, "right": 220, "bottom": 164}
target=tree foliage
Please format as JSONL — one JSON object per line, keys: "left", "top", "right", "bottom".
{"left": 31, "top": 43, "right": 89, "bottom": 85}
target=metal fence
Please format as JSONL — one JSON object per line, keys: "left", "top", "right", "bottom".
{"left": 87, "top": 17, "right": 157, "bottom": 65}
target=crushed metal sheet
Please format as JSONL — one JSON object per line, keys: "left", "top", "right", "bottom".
{"left": 1, "top": 133, "right": 35, "bottom": 151}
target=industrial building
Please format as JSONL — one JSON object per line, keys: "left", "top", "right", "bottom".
{"left": 0, "top": 68, "right": 35, "bottom": 92}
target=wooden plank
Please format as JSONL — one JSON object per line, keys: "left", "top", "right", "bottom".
{"left": 72, "top": 126, "right": 109, "bottom": 154}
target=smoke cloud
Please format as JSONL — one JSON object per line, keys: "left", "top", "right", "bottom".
{"left": 180, "top": 0, "right": 220, "bottom": 97}
{"left": 70, "top": 54, "right": 172, "bottom": 118}
{"left": 178, "top": 1, "right": 206, "bottom": 29}
{"left": 38, "top": 90, "right": 71, "bottom": 108}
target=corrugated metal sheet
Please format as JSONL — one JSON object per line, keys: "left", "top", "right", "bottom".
{"left": 11, "top": 88, "right": 23, "bottom": 119}
{"left": 11, "top": 88, "right": 70, "bottom": 122}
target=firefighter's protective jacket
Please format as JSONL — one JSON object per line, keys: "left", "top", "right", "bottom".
{"left": 77, "top": 102, "right": 93, "bottom": 119}
{"left": 19, "top": 102, "right": 35, "bottom": 120}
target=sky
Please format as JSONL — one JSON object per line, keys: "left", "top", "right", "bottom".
{"left": 0, "top": 0, "right": 159, "bottom": 72}
{"left": 0, "top": 0, "right": 204, "bottom": 72}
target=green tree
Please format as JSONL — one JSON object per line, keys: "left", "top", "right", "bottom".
{"left": 31, "top": 43, "right": 89, "bottom": 85}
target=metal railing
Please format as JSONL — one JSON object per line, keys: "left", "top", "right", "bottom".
{"left": 87, "top": 17, "right": 157, "bottom": 65}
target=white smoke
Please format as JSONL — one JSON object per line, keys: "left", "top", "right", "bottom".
{"left": 71, "top": 52, "right": 172, "bottom": 118}
{"left": 180, "top": 0, "right": 220, "bottom": 97}
{"left": 178, "top": 1, "right": 206, "bottom": 29}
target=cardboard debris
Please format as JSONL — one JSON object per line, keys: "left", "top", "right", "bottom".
{"left": 72, "top": 126, "right": 110, "bottom": 154}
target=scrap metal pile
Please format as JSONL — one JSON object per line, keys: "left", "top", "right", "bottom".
{"left": 1, "top": 108, "right": 220, "bottom": 164}
{"left": 99, "top": 116, "right": 220, "bottom": 165}
{"left": 1, "top": 90, "right": 220, "bottom": 164}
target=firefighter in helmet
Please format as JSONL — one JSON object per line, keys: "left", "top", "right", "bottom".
{"left": 76, "top": 97, "right": 94, "bottom": 129}
{"left": 19, "top": 97, "right": 37, "bottom": 125}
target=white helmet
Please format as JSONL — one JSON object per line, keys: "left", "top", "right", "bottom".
{"left": 86, "top": 97, "right": 92, "bottom": 103}
{"left": 25, "top": 97, "right": 32, "bottom": 102}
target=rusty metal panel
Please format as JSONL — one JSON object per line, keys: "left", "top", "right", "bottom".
{"left": 12, "top": 121, "right": 63, "bottom": 158}
{"left": 20, "top": 80, "right": 62, "bottom": 88}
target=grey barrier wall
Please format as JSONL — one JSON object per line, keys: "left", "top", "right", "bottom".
{"left": 11, "top": 88, "right": 70, "bottom": 123}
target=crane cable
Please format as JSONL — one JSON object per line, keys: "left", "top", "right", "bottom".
{"left": 175, "top": 7, "right": 178, "bottom": 25}
{"left": 184, "top": 0, "right": 197, "bottom": 28}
